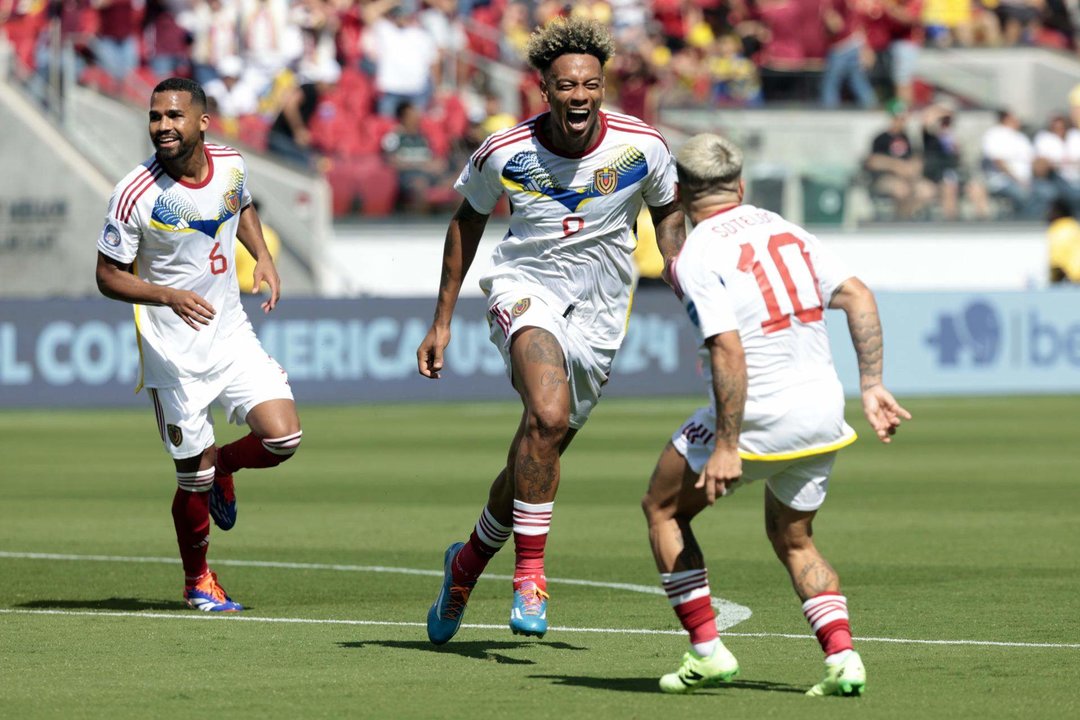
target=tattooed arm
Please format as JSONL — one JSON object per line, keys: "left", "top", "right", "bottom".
{"left": 695, "top": 330, "right": 747, "bottom": 505}
{"left": 829, "top": 277, "right": 912, "bottom": 443}
{"left": 417, "top": 199, "right": 489, "bottom": 378}
{"left": 649, "top": 201, "right": 686, "bottom": 287}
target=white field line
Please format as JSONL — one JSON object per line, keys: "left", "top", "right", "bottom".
{"left": 2, "top": 551, "right": 1078, "bottom": 649}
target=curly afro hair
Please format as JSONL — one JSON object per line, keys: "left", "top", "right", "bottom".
{"left": 525, "top": 16, "right": 616, "bottom": 75}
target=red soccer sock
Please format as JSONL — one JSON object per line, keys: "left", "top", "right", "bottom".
{"left": 172, "top": 488, "right": 210, "bottom": 584}
{"left": 512, "top": 500, "right": 552, "bottom": 590}
{"left": 217, "top": 432, "right": 293, "bottom": 475}
{"left": 662, "top": 569, "right": 718, "bottom": 645}
{"left": 452, "top": 507, "right": 510, "bottom": 586}
{"left": 802, "top": 592, "right": 854, "bottom": 657}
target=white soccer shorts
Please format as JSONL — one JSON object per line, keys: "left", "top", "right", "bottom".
{"left": 486, "top": 287, "right": 615, "bottom": 430}
{"left": 671, "top": 406, "right": 838, "bottom": 512}
{"left": 148, "top": 331, "right": 294, "bottom": 460}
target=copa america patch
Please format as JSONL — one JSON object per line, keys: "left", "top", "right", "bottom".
{"left": 511, "top": 298, "right": 531, "bottom": 317}
{"left": 103, "top": 224, "right": 121, "bottom": 247}
{"left": 594, "top": 167, "right": 618, "bottom": 195}
{"left": 167, "top": 424, "right": 183, "bottom": 447}
{"left": 223, "top": 189, "right": 241, "bottom": 215}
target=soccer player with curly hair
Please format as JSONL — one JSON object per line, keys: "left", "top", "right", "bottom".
{"left": 418, "top": 17, "right": 685, "bottom": 643}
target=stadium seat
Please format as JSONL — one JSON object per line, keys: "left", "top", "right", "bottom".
{"left": 324, "top": 155, "right": 398, "bottom": 217}
{"left": 237, "top": 115, "right": 271, "bottom": 151}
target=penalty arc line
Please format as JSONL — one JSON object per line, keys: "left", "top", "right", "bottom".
{"left": 2, "top": 551, "right": 1078, "bottom": 649}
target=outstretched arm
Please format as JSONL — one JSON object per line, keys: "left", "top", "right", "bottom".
{"left": 829, "top": 276, "right": 912, "bottom": 442}
{"left": 649, "top": 201, "right": 686, "bottom": 286}
{"left": 416, "top": 199, "right": 490, "bottom": 378}
{"left": 96, "top": 252, "right": 216, "bottom": 331}
{"left": 695, "top": 330, "right": 747, "bottom": 505}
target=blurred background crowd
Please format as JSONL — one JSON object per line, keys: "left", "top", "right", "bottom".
{"left": 4, "top": 0, "right": 1080, "bottom": 263}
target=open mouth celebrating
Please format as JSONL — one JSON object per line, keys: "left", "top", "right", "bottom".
{"left": 566, "top": 108, "right": 590, "bottom": 132}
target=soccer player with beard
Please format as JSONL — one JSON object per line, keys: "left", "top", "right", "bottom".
{"left": 418, "top": 17, "right": 685, "bottom": 643}
{"left": 95, "top": 78, "right": 302, "bottom": 612}
{"left": 643, "top": 133, "right": 911, "bottom": 695}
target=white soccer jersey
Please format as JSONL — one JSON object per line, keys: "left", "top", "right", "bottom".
{"left": 671, "top": 204, "right": 857, "bottom": 459}
{"left": 455, "top": 110, "right": 678, "bottom": 349}
{"left": 97, "top": 144, "right": 254, "bottom": 389}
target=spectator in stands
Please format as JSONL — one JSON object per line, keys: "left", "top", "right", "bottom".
{"left": 381, "top": 100, "right": 448, "bottom": 214}
{"left": 499, "top": 1, "right": 532, "bottom": 66}
{"left": 981, "top": 109, "right": 1055, "bottom": 219}
{"left": 144, "top": 0, "right": 192, "bottom": 79}
{"left": 751, "top": 0, "right": 828, "bottom": 103}
{"left": 1040, "top": 0, "right": 1076, "bottom": 50}
{"left": 267, "top": 57, "right": 340, "bottom": 167}
{"left": 865, "top": 99, "right": 937, "bottom": 219}
{"left": 239, "top": 0, "right": 300, "bottom": 95}
{"left": 364, "top": 3, "right": 439, "bottom": 116}
{"left": 821, "top": 0, "right": 877, "bottom": 109}
{"left": 478, "top": 92, "right": 517, "bottom": 136}
{"left": 881, "top": 0, "right": 923, "bottom": 106}
{"left": 921, "top": 100, "right": 991, "bottom": 219}
{"left": 1035, "top": 114, "right": 1080, "bottom": 213}
{"left": 995, "top": 0, "right": 1042, "bottom": 45}
{"left": 612, "top": 46, "right": 660, "bottom": 123}
{"left": 180, "top": 0, "right": 241, "bottom": 85}
{"left": 89, "top": 0, "right": 139, "bottom": 83}
{"left": 204, "top": 55, "right": 259, "bottom": 126}
{"left": 421, "top": 0, "right": 468, "bottom": 88}
{"left": 1047, "top": 198, "right": 1080, "bottom": 282}
{"left": 708, "top": 34, "right": 763, "bottom": 107}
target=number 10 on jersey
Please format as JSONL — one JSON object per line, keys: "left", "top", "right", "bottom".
{"left": 738, "top": 232, "right": 823, "bottom": 334}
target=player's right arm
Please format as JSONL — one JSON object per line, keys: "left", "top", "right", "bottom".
{"left": 696, "top": 329, "right": 747, "bottom": 505}
{"left": 96, "top": 252, "right": 216, "bottom": 331}
{"left": 416, "top": 199, "right": 489, "bottom": 378}
{"left": 828, "top": 276, "right": 912, "bottom": 442}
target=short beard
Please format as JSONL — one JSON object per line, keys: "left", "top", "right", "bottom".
{"left": 155, "top": 137, "right": 198, "bottom": 164}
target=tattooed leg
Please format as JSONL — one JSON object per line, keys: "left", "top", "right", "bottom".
{"left": 764, "top": 486, "right": 840, "bottom": 601}
{"left": 508, "top": 327, "right": 571, "bottom": 504}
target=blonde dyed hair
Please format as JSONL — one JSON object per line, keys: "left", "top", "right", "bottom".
{"left": 676, "top": 133, "right": 744, "bottom": 200}
{"left": 525, "top": 16, "right": 616, "bottom": 75}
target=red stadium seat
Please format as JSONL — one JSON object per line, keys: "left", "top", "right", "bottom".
{"left": 237, "top": 115, "right": 271, "bottom": 151}
{"left": 324, "top": 155, "right": 398, "bottom": 217}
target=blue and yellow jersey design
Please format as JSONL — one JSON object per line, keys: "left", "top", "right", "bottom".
{"left": 500, "top": 145, "right": 649, "bottom": 213}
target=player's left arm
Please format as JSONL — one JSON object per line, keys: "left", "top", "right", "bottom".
{"left": 829, "top": 276, "right": 912, "bottom": 442}
{"left": 236, "top": 203, "right": 280, "bottom": 312}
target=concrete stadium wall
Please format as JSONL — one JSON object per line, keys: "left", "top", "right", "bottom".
{"left": 0, "top": 81, "right": 115, "bottom": 298}
{"left": 2, "top": 288, "right": 1078, "bottom": 409}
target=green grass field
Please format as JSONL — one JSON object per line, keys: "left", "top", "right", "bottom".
{"left": 1, "top": 396, "right": 1078, "bottom": 719}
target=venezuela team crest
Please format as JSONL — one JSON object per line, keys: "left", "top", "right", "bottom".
{"left": 166, "top": 424, "right": 183, "bottom": 447}
{"left": 594, "top": 167, "right": 618, "bottom": 195}
{"left": 512, "top": 298, "right": 531, "bottom": 317}
{"left": 223, "top": 189, "right": 241, "bottom": 215}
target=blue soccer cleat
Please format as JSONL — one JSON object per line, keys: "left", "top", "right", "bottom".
{"left": 427, "top": 542, "right": 473, "bottom": 645}
{"left": 184, "top": 571, "right": 243, "bottom": 612}
{"left": 209, "top": 470, "right": 236, "bottom": 531}
{"left": 509, "top": 579, "right": 549, "bottom": 638}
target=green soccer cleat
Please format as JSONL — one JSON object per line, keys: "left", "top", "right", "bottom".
{"left": 806, "top": 650, "right": 866, "bottom": 697}
{"left": 658, "top": 643, "right": 740, "bottom": 694}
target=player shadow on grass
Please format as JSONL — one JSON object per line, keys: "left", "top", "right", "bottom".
{"left": 531, "top": 675, "right": 806, "bottom": 695}
{"left": 17, "top": 598, "right": 189, "bottom": 612}
{"left": 338, "top": 640, "right": 586, "bottom": 665}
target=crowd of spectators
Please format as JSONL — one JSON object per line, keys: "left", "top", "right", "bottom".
{"left": 4, "top": 0, "right": 1080, "bottom": 219}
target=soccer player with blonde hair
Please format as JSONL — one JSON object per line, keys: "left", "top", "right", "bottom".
{"left": 418, "top": 16, "right": 685, "bottom": 643}
{"left": 644, "top": 133, "right": 910, "bottom": 695}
